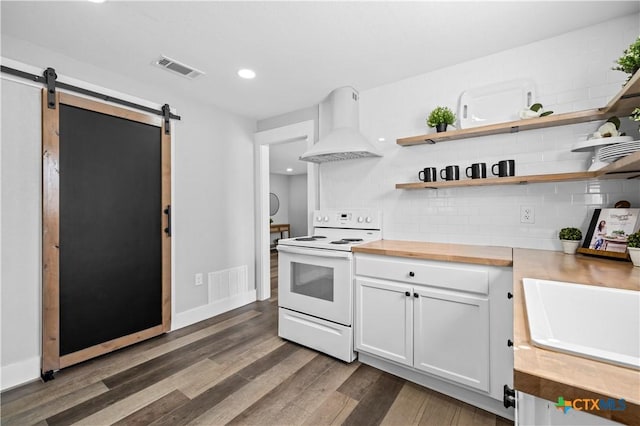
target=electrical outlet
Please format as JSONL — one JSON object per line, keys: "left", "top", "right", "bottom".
{"left": 520, "top": 206, "right": 535, "bottom": 224}
{"left": 195, "top": 273, "right": 203, "bottom": 286}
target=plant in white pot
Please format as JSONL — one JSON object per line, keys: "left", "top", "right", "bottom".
{"left": 559, "top": 227, "right": 582, "bottom": 254}
{"left": 627, "top": 232, "right": 640, "bottom": 267}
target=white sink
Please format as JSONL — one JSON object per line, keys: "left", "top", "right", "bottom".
{"left": 522, "top": 278, "right": 640, "bottom": 370}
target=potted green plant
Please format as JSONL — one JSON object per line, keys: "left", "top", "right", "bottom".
{"left": 627, "top": 231, "right": 640, "bottom": 267}
{"left": 630, "top": 107, "right": 640, "bottom": 134}
{"left": 427, "top": 106, "right": 456, "bottom": 132}
{"left": 559, "top": 227, "right": 582, "bottom": 254}
{"left": 613, "top": 36, "right": 640, "bottom": 82}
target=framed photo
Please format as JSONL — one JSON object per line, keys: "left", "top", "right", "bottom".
{"left": 578, "top": 208, "right": 640, "bottom": 260}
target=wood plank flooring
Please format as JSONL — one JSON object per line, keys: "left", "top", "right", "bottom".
{"left": 1, "top": 252, "right": 513, "bottom": 425}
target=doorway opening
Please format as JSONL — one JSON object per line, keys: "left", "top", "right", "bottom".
{"left": 254, "top": 120, "right": 317, "bottom": 301}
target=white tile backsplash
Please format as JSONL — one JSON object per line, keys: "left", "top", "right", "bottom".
{"left": 320, "top": 13, "right": 640, "bottom": 251}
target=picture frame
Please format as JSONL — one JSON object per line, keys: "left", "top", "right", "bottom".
{"left": 578, "top": 208, "right": 640, "bottom": 260}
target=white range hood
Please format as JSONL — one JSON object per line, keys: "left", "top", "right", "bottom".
{"left": 299, "top": 86, "right": 382, "bottom": 163}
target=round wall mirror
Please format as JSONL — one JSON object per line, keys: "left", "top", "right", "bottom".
{"left": 269, "top": 193, "right": 280, "bottom": 216}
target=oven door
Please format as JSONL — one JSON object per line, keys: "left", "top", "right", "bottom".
{"left": 277, "top": 245, "right": 353, "bottom": 326}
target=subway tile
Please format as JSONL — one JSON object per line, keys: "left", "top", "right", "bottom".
{"left": 571, "top": 193, "right": 607, "bottom": 206}
{"left": 589, "top": 82, "right": 624, "bottom": 99}
{"left": 557, "top": 88, "right": 588, "bottom": 104}
{"left": 587, "top": 180, "right": 623, "bottom": 194}
{"left": 621, "top": 180, "right": 640, "bottom": 195}
{"left": 572, "top": 97, "right": 607, "bottom": 111}
{"left": 556, "top": 181, "right": 589, "bottom": 194}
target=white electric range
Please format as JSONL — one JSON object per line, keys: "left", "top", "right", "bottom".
{"left": 276, "top": 209, "right": 382, "bottom": 362}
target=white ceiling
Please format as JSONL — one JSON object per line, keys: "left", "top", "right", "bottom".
{"left": 6, "top": 2, "right": 636, "bottom": 178}
{"left": 2, "top": 1, "right": 638, "bottom": 122}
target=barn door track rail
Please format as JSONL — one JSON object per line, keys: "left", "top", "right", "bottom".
{"left": 1, "top": 65, "right": 181, "bottom": 134}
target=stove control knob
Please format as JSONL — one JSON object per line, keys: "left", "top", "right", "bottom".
{"left": 357, "top": 216, "right": 364, "bottom": 223}
{"left": 323, "top": 216, "right": 329, "bottom": 222}
{"left": 365, "top": 217, "right": 372, "bottom": 223}
{"left": 316, "top": 216, "right": 322, "bottom": 222}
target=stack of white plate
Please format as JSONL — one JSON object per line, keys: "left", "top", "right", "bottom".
{"left": 570, "top": 135, "right": 632, "bottom": 152}
{"left": 598, "top": 140, "right": 640, "bottom": 162}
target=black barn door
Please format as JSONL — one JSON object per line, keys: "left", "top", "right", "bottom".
{"left": 42, "top": 91, "right": 171, "bottom": 374}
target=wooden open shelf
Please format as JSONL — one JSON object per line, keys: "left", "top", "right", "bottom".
{"left": 396, "top": 152, "right": 640, "bottom": 189}
{"left": 397, "top": 70, "right": 640, "bottom": 147}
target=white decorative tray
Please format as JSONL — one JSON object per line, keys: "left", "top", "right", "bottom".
{"left": 458, "top": 79, "right": 536, "bottom": 129}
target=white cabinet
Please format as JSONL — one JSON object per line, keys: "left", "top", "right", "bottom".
{"left": 355, "top": 276, "right": 490, "bottom": 392}
{"left": 413, "top": 286, "right": 489, "bottom": 392}
{"left": 354, "top": 252, "right": 513, "bottom": 409}
{"left": 355, "top": 278, "right": 413, "bottom": 365}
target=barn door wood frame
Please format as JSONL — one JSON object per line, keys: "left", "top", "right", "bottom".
{"left": 41, "top": 90, "right": 172, "bottom": 379}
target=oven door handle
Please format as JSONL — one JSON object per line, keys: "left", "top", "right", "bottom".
{"left": 277, "top": 245, "right": 353, "bottom": 259}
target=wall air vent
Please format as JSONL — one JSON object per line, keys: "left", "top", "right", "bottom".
{"left": 153, "top": 55, "right": 205, "bottom": 80}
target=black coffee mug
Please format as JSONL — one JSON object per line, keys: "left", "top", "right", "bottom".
{"left": 440, "top": 165, "right": 460, "bottom": 181}
{"left": 465, "top": 163, "right": 487, "bottom": 179}
{"left": 492, "top": 159, "right": 515, "bottom": 177}
{"left": 419, "top": 167, "right": 437, "bottom": 182}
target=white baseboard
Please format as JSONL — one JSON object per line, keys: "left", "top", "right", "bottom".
{"left": 171, "top": 289, "right": 256, "bottom": 331}
{"left": 1, "top": 356, "right": 41, "bottom": 391}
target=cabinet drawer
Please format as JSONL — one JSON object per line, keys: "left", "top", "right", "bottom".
{"left": 355, "top": 254, "right": 489, "bottom": 295}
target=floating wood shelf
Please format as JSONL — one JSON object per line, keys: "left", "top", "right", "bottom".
{"left": 397, "top": 71, "right": 640, "bottom": 147}
{"left": 396, "top": 152, "right": 640, "bottom": 189}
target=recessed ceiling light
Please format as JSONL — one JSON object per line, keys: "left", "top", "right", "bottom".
{"left": 378, "top": 137, "right": 386, "bottom": 142}
{"left": 238, "top": 69, "right": 256, "bottom": 79}
{"left": 286, "top": 168, "right": 293, "bottom": 172}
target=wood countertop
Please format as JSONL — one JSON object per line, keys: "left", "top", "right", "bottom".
{"left": 352, "top": 240, "right": 513, "bottom": 266}
{"left": 513, "top": 248, "right": 640, "bottom": 425}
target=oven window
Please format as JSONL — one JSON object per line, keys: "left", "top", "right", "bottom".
{"left": 290, "top": 262, "right": 334, "bottom": 302}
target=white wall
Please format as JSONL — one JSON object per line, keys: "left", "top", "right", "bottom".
{"left": 269, "top": 173, "right": 308, "bottom": 238}
{"left": 320, "top": 14, "right": 640, "bottom": 251}
{"left": 1, "top": 78, "right": 42, "bottom": 389}
{"left": 1, "top": 36, "right": 256, "bottom": 388}
{"left": 289, "top": 174, "right": 308, "bottom": 237}
{"left": 269, "top": 173, "right": 290, "bottom": 225}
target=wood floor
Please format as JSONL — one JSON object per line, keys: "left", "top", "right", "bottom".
{"left": 1, "top": 252, "right": 513, "bottom": 426}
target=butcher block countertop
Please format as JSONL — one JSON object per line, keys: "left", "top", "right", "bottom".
{"left": 513, "top": 248, "right": 639, "bottom": 425}
{"left": 352, "top": 240, "right": 513, "bottom": 266}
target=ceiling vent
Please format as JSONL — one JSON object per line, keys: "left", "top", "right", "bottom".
{"left": 153, "top": 55, "right": 205, "bottom": 80}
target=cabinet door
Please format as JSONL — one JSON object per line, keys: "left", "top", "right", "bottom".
{"left": 355, "top": 278, "right": 413, "bottom": 366}
{"left": 413, "top": 286, "right": 490, "bottom": 392}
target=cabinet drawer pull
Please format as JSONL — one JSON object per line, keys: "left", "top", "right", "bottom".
{"left": 405, "top": 291, "right": 411, "bottom": 297}
{"left": 409, "top": 271, "right": 415, "bottom": 277}
{"left": 413, "top": 292, "right": 419, "bottom": 298}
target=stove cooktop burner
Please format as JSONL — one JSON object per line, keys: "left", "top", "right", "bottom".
{"left": 295, "top": 235, "right": 328, "bottom": 241}
{"left": 329, "top": 238, "right": 364, "bottom": 245}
